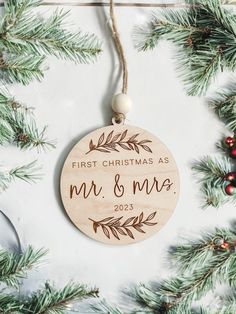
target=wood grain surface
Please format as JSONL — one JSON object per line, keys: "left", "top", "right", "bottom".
{"left": 60, "top": 125, "right": 180, "bottom": 245}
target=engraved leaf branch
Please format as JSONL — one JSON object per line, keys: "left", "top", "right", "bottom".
{"left": 89, "top": 212, "right": 157, "bottom": 240}
{"left": 86, "top": 130, "right": 152, "bottom": 154}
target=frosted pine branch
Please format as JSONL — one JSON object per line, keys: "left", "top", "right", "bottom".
{"left": 192, "top": 156, "right": 236, "bottom": 208}
{"left": 0, "top": 246, "right": 46, "bottom": 288}
{"left": 208, "top": 82, "right": 236, "bottom": 132}
{"left": 0, "top": 88, "right": 55, "bottom": 150}
{"left": 134, "top": 0, "right": 236, "bottom": 96}
{"left": 0, "top": 160, "right": 41, "bottom": 193}
{"left": 91, "top": 225, "right": 236, "bottom": 313}
{"left": 0, "top": 0, "right": 101, "bottom": 85}
{"left": 24, "top": 282, "right": 99, "bottom": 313}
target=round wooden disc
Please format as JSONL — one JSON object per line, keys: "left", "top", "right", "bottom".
{"left": 60, "top": 125, "right": 179, "bottom": 245}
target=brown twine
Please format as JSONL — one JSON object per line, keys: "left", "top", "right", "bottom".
{"left": 109, "top": 0, "right": 128, "bottom": 94}
{"left": 112, "top": 112, "right": 125, "bottom": 125}
{"left": 109, "top": 0, "right": 128, "bottom": 124}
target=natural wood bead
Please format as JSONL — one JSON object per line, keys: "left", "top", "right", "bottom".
{"left": 112, "top": 93, "right": 132, "bottom": 114}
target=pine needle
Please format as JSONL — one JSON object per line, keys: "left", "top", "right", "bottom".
{"left": 0, "top": 246, "right": 46, "bottom": 288}
{"left": 134, "top": 0, "right": 236, "bottom": 95}
{"left": 0, "top": 0, "right": 101, "bottom": 85}
{"left": 0, "top": 160, "right": 41, "bottom": 192}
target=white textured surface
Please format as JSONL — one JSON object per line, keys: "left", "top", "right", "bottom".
{"left": 0, "top": 4, "right": 234, "bottom": 310}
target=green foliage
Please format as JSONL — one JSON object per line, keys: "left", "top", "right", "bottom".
{"left": 0, "top": 295, "right": 23, "bottom": 313}
{"left": 134, "top": 0, "right": 236, "bottom": 96}
{"left": 192, "top": 156, "right": 234, "bottom": 207}
{"left": 24, "top": 282, "right": 99, "bottom": 313}
{"left": 0, "top": 160, "right": 41, "bottom": 193}
{"left": 0, "top": 0, "right": 101, "bottom": 192}
{"left": 0, "top": 0, "right": 101, "bottom": 85}
{"left": 208, "top": 82, "right": 236, "bottom": 132}
{"left": 92, "top": 226, "right": 236, "bottom": 313}
{"left": 0, "top": 88, "right": 55, "bottom": 149}
{"left": 91, "top": 300, "right": 124, "bottom": 314}
{"left": 0, "top": 246, "right": 46, "bottom": 288}
{"left": 0, "top": 247, "right": 99, "bottom": 313}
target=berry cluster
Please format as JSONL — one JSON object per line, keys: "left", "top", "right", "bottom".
{"left": 224, "top": 136, "right": 236, "bottom": 196}
{"left": 225, "top": 136, "right": 236, "bottom": 158}
{"left": 224, "top": 172, "right": 236, "bottom": 195}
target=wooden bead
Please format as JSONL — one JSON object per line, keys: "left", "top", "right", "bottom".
{"left": 112, "top": 93, "right": 132, "bottom": 114}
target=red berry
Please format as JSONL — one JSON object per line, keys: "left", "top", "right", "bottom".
{"left": 225, "top": 136, "right": 235, "bottom": 145}
{"left": 225, "top": 172, "right": 236, "bottom": 182}
{"left": 225, "top": 184, "right": 236, "bottom": 195}
{"left": 221, "top": 242, "right": 229, "bottom": 249}
{"left": 230, "top": 148, "right": 236, "bottom": 159}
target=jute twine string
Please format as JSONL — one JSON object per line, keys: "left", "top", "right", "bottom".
{"left": 109, "top": 0, "right": 128, "bottom": 124}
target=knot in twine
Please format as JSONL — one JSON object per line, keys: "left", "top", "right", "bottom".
{"left": 112, "top": 112, "right": 125, "bottom": 125}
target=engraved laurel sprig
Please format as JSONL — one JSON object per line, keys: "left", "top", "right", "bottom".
{"left": 86, "top": 130, "right": 152, "bottom": 154}
{"left": 89, "top": 212, "right": 157, "bottom": 240}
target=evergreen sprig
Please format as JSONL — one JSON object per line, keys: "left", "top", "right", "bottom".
{"left": 92, "top": 226, "right": 236, "bottom": 314}
{"left": 212, "top": 293, "right": 236, "bottom": 314}
{"left": 0, "top": 160, "right": 41, "bottom": 193}
{"left": 0, "top": 246, "right": 99, "bottom": 313}
{"left": 91, "top": 300, "right": 124, "bottom": 314}
{"left": 0, "top": 295, "right": 23, "bottom": 313}
{"left": 0, "top": 88, "right": 55, "bottom": 150}
{"left": 208, "top": 82, "right": 236, "bottom": 132}
{"left": 24, "top": 282, "right": 99, "bottom": 314}
{"left": 196, "top": 292, "right": 236, "bottom": 314}
{"left": 192, "top": 156, "right": 234, "bottom": 207}
{"left": 0, "top": 0, "right": 101, "bottom": 85}
{"left": 134, "top": 0, "right": 236, "bottom": 96}
{"left": 0, "top": 246, "right": 46, "bottom": 288}
{"left": 0, "top": 54, "right": 45, "bottom": 85}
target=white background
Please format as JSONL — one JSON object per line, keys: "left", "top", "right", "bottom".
{"left": 0, "top": 1, "right": 235, "bottom": 311}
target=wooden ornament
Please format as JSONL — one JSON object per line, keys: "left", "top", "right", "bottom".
{"left": 60, "top": 125, "right": 180, "bottom": 245}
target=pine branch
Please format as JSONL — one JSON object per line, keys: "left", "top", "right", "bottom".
{"left": 177, "top": 48, "right": 222, "bottom": 96}
{"left": 8, "top": 111, "right": 56, "bottom": 150}
{"left": 0, "top": 246, "right": 99, "bottom": 313}
{"left": 213, "top": 294, "right": 236, "bottom": 314}
{"left": 0, "top": 86, "right": 21, "bottom": 115}
{"left": 0, "top": 295, "right": 24, "bottom": 314}
{"left": 24, "top": 282, "right": 99, "bottom": 313}
{"left": 0, "top": 88, "right": 55, "bottom": 150}
{"left": 0, "top": 0, "right": 101, "bottom": 86}
{"left": 134, "top": 246, "right": 236, "bottom": 313}
{"left": 134, "top": 8, "right": 203, "bottom": 51}
{"left": 0, "top": 160, "right": 41, "bottom": 192}
{"left": 91, "top": 299, "right": 152, "bottom": 314}
{"left": 134, "top": 0, "right": 236, "bottom": 95}
{"left": 93, "top": 225, "right": 236, "bottom": 313}
{"left": 192, "top": 156, "right": 231, "bottom": 183}
{"left": 196, "top": 292, "right": 236, "bottom": 314}
{"left": 192, "top": 156, "right": 235, "bottom": 207}
{"left": 0, "top": 246, "right": 46, "bottom": 288}
{"left": 207, "top": 82, "right": 236, "bottom": 132}
{"left": 91, "top": 300, "right": 124, "bottom": 314}
{"left": 9, "top": 160, "right": 42, "bottom": 182}
{"left": 170, "top": 228, "right": 236, "bottom": 273}
{"left": 0, "top": 53, "right": 45, "bottom": 85}
{"left": 3, "top": 0, "right": 41, "bottom": 31}
{"left": 1, "top": 8, "right": 101, "bottom": 64}
{"left": 0, "top": 116, "right": 15, "bottom": 144}
{"left": 199, "top": 181, "right": 228, "bottom": 208}
{"left": 192, "top": 156, "right": 236, "bottom": 207}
